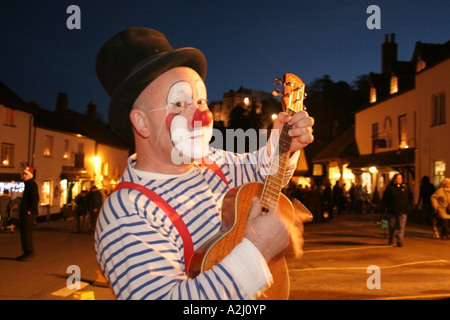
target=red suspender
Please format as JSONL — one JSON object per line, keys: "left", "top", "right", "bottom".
{"left": 115, "top": 181, "right": 194, "bottom": 275}
{"left": 114, "top": 160, "right": 228, "bottom": 275}
{"left": 201, "top": 159, "right": 230, "bottom": 188}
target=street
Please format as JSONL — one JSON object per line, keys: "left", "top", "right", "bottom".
{"left": 288, "top": 213, "right": 450, "bottom": 300}
{"left": 0, "top": 212, "right": 449, "bottom": 300}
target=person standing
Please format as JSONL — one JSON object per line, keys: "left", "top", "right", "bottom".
{"left": 94, "top": 27, "right": 314, "bottom": 299}
{"left": 74, "top": 190, "right": 88, "bottom": 233}
{"left": 382, "top": 173, "right": 413, "bottom": 247}
{"left": 87, "top": 185, "right": 103, "bottom": 233}
{"left": 0, "top": 189, "right": 12, "bottom": 232}
{"left": 430, "top": 177, "right": 450, "bottom": 240}
{"left": 9, "top": 193, "right": 22, "bottom": 233}
{"left": 418, "top": 176, "right": 436, "bottom": 224}
{"left": 17, "top": 167, "right": 40, "bottom": 261}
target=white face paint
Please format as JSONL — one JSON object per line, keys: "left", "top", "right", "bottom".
{"left": 167, "top": 80, "right": 212, "bottom": 163}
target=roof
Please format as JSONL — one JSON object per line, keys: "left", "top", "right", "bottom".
{"left": 312, "top": 125, "right": 359, "bottom": 162}
{"left": 33, "top": 104, "right": 132, "bottom": 150}
{"left": 0, "top": 81, "right": 37, "bottom": 113}
{"left": 347, "top": 148, "right": 415, "bottom": 170}
{"left": 412, "top": 40, "right": 450, "bottom": 69}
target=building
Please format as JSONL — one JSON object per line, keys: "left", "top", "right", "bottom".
{"left": 348, "top": 34, "right": 450, "bottom": 201}
{"left": 211, "top": 86, "right": 281, "bottom": 129}
{"left": 1, "top": 84, "right": 132, "bottom": 217}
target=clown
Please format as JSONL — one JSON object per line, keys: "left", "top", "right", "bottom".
{"left": 95, "top": 27, "right": 314, "bottom": 300}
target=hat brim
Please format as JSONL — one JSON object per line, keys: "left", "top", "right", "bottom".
{"left": 108, "top": 47, "right": 207, "bottom": 142}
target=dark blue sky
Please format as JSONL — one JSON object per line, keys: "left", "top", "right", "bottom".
{"left": 1, "top": 0, "right": 449, "bottom": 122}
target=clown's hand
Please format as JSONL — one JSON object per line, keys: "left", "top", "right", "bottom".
{"left": 269, "top": 111, "right": 314, "bottom": 155}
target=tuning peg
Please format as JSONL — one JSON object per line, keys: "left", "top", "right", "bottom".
{"left": 272, "top": 88, "right": 281, "bottom": 96}
{"left": 274, "top": 77, "right": 282, "bottom": 86}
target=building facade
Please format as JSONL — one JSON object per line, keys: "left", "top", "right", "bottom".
{"left": 349, "top": 36, "right": 450, "bottom": 201}
{"left": 1, "top": 85, "right": 131, "bottom": 217}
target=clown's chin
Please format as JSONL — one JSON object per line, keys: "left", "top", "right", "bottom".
{"left": 171, "top": 128, "right": 212, "bottom": 164}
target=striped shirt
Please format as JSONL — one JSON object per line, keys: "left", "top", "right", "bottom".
{"left": 95, "top": 146, "right": 298, "bottom": 300}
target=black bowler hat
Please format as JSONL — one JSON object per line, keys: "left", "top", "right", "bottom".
{"left": 96, "top": 27, "right": 207, "bottom": 142}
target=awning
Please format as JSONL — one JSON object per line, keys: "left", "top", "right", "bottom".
{"left": 60, "top": 167, "right": 91, "bottom": 181}
{"left": 0, "top": 172, "right": 22, "bottom": 182}
{"left": 347, "top": 148, "right": 415, "bottom": 170}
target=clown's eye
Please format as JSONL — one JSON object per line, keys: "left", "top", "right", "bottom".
{"left": 197, "top": 99, "right": 208, "bottom": 106}
{"left": 172, "top": 101, "right": 188, "bottom": 108}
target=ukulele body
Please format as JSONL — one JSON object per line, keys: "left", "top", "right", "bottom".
{"left": 188, "top": 182, "right": 293, "bottom": 300}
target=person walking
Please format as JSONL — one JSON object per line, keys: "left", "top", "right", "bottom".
{"left": 17, "top": 167, "right": 40, "bottom": 261}
{"left": 382, "top": 173, "right": 413, "bottom": 247}
{"left": 0, "top": 189, "right": 12, "bottom": 232}
{"left": 430, "top": 177, "right": 450, "bottom": 240}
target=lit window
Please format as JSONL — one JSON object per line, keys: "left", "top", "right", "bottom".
{"left": 398, "top": 115, "right": 407, "bottom": 149}
{"left": 370, "top": 87, "right": 377, "bottom": 103}
{"left": 434, "top": 160, "right": 446, "bottom": 186}
{"left": 390, "top": 75, "right": 398, "bottom": 94}
{"left": 416, "top": 59, "right": 426, "bottom": 73}
{"left": 43, "top": 135, "right": 54, "bottom": 157}
{"left": 1, "top": 143, "right": 14, "bottom": 167}
{"left": 63, "top": 139, "right": 70, "bottom": 159}
{"left": 41, "top": 181, "right": 51, "bottom": 206}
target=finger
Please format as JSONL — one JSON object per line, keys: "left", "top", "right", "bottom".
{"left": 248, "top": 197, "right": 262, "bottom": 219}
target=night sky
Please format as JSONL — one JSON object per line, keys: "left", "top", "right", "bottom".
{"left": 1, "top": 0, "right": 449, "bottom": 122}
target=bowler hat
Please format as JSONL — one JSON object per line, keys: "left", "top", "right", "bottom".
{"left": 96, "top": 27, "right": 207, "bottom": 141}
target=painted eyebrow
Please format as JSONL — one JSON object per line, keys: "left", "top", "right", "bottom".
{"left": 165, "top": 80, "right": 193, "bottom": 105}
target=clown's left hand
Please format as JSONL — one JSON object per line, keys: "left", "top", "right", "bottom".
{"left": 270, "top": 110, "right": 314, "bottom": 155}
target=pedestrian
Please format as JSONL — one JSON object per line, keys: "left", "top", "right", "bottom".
{"left": 353, "top": 184, "right": 367, "bottom": 214}
{"left": 94, "top": 27, "right": 314, "bottom": 300}
{"left": 0, "top": 189, "right": 12, "bottom": 232}
{"left": 74, "top": 190, "right": 88, "bottom": 233}
{"left": 17, "top": 167, "right": 40, "bottom": 261}
{"left": 418, "top": 175, "right": 436, "bottom": 224}
{"left": 430, "top": 177, "right": 450, "bottom": 240}
{"left": 332, "top": 180, "right": 345, "bottom": 214}
{"left": 382, "top": 173, "right": 413, "bottom": 247}
{"left": 321, "top": 180, "right": 333, "bottom": 220}
{"left": 9, "top": 193, "right": 22, "bottom": 233}
{"left": 87, "top": 185, "right": 103, "bottom": 233}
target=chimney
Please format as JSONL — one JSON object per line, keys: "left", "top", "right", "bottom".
{"left": 55, "top": 92, "right": 68, "bottom": 112}
{"left": 87, "top": 101, "right": 97, "bottom": 119}
{"left": 381, "top": 33, "right": 397, "bottom": 74}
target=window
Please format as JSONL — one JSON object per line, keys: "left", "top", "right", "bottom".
{"left": 43, "top": 135, "right": 54, "bottom": 157}
{"left": 431, "top": 93, "right": 446, "bottom": 126}
{"left": 384, "top": 116, "right": 393, "bottom": 148}
{"left": 2, "top": 106, "right": 16, "bottom": 126}
{"left": 370, "top": 87, "right": 377, "bottom": 103}
{"left": 41, "top": 180, "right": 51, "bottom": 206}
{"left": 1, "top": 143, "right": 14, "bottom": 166}
{"left": 63, "top": 139, "right": 70, "bottom": 159}
{"left": 434, "top": 160, "right": 446, "bottom": 187}
{"left": 398, "top": 115, "right": 407, "bottom": 149}
{"left": 390, "top": 75, "right": 398, "bottom": 94}
{"left": 416, "top": 59, "right": 426, "bottom": 73}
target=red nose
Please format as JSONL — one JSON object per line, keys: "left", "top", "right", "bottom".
{"left": 192, "top": 108, "right": 213, "bottom": 128}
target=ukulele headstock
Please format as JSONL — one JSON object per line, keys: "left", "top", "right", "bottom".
{"left": 272, "top": 73, "right": 306, "bottom": 113}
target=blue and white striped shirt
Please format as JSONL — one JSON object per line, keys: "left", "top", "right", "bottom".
{"left": 95, "top": 146, "right": 298, "bottom": 300}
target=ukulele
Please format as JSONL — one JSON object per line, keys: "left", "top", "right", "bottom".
{"left": 188, "top": 73, "right": 310, "bottom": 300}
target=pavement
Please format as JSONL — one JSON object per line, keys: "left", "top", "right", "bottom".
{"left": 1, "top": 211, "right": 448, "bottom": 300}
